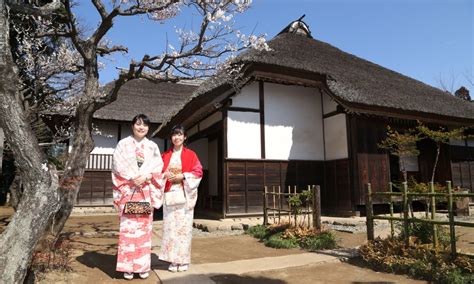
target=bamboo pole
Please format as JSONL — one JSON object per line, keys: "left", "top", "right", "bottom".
{"left": 272, "top": 186, "right": 276, "bottom": 222}
{"left": 294, "top": 185, "right": 298, "bottom": 227}
{"left": 429, "top": 182, "right": 438, "bottom": 249}
{"left": 288, "top": 186, "right": 291, "bottom": 226}
{"left": 314, "top": 185, "right": 321, "bottom": 231}
{"left": 366, "top": 183, "right": 374, "bottom": 241}
{"left": 402, "top": 182, "right": 409, "bottom": 247}
{"left": 389, "top": 182, "right": 394, "bottom": 238}
{"left": 447, "top": 181, "right": 456, "bottom": 256}
{"left": 278, "top": 185, "right": 281, "bottom": 224}
{"left": 263, "top": 186, "right": 268, "bottom": 226}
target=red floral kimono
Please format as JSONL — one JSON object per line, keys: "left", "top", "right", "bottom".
{"left": 159, "top": 147, "right": 202, "bottom": 265}
{"left": 112, "top": 136, "right": 163, "bottom": 273}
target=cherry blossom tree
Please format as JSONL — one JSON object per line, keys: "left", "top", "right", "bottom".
{"left": 0, "top": 0, "right": 267, "bottom": 282}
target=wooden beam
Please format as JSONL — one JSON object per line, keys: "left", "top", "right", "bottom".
{"left": 223, "top": 109, "right": 228, "bottom": 217}
{"left": 259, "top": 81, "right": 266, "bottom": 159}
{"left": 227, "top": 106, "right": 260, "bottom": 113}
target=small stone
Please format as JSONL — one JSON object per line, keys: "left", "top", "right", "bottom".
{"left": 207, "top": 225, "right": 219, "bottom": 232}
{"left": 231, "top": 224, "right": 244, "bottom": 230}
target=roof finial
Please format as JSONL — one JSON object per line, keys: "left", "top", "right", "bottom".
{"left": 277, "top": 15, "right": 312, "bottom": 38}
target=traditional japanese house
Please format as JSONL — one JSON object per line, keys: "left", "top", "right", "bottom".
{"left": 154, "top": 20, "right": 474, "bottom": 217}
{"left": 77, "top": 79, "right": 197, "bottom": 205}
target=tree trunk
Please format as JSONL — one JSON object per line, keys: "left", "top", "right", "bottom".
{"left": 47, "top": 65, "right": 103, "bottom": 237}
{"left": 48, "top": 109, "right": 96, "bottom": 237}
{"left": 9, "top": 175, "right": 22, "bottom": 210}
{"left": 431, "top": 144, "right": 441, "bottom": 183}
{"left": 46, "top": 63, "right": 128, "bottom": 238}
{"left": 0, "top": 2, "right": 61, "bottom": 282}
{"left": 0, "top": 127, "right": 3, "bottom": 174}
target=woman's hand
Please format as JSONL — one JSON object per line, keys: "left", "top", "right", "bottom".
{"left": 132, "top": 175, "right": 147, "bottom": 186}
{"left": 168, "top": 173, "right": 184, "bottom": 184}
{"left": 163, "top": 170, "right": 173, "bottom": 179}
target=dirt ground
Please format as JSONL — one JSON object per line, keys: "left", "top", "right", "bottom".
{"left": 1, "top": 207, "right": 472, "bottom": 283}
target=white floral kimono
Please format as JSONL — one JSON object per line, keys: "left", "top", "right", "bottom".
{"left": 112, "top": 136, "right": 163, "bottom": 273}
{"left": 159, "top": 147, "right": 202, "bottom": 265}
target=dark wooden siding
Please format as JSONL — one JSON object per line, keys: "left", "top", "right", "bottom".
{"left": 356, "top": 153, "right": 390, "bottom": 204}
{"left": 78, "top": 171, "right": 113, "bottom": 205}
{"left": 450, "top": 144, "right": 474, "bottom": 195}
{"left": 225, "top": 159, "right": 326, "bottom": 215}
{"left": 323, "top": 159, "right": 352, "bottom": 212}
{"left": 350, "top": 115, "right": 391, "bottom": 205}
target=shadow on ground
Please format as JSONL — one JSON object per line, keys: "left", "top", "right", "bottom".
{"left": 211, "top": 274, "right": 287, "bottom": 284}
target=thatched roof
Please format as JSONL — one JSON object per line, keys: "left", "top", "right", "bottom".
{"left": 94, "top": 79, "right": 197, "bottom": 123}
{"left": 156, "top": 21, "right": 474, "bottom": 134}
{"left": 239, "top": 32, "right": 474, "bottom": 120}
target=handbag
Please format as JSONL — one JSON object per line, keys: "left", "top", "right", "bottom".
{"left": 165, "top": 190, "right": 186, "bottom": 206}
{"left": 123, "top": 187, "right": 152, "bottom": 215}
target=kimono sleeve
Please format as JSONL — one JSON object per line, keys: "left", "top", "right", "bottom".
{"left": 183, "top": 152, "right": 203, "bottom": 210}
{"left": 111, "top": 141, "right": 133, "bottom": 209}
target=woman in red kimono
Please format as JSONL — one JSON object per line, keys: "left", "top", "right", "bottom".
{"left": 159, "top": 125, "right": 202, "bottom": 272}
{"left": 112, "top": 114, "right": 163, "bottom": 280}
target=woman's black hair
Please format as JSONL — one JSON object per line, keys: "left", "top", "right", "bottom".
{"left": 132, "top": 114, "right": 151, "bottom": 126}
{"left": 170, "top": 124, "right": 186, "bottom": 137}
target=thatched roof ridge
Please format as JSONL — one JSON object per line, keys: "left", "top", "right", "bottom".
{"left": 94, "top": 79, "right": 197, "bottom": 123}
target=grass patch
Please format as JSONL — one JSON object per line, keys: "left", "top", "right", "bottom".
{"left": 264, "top": 232, "right": 299, "bottom": 249}
{"left": 246, "top": 224, "right": 268, "bottom": 239}
{"left": 300, "top": 231, "right": 337, "bottom": 251}
{"left": 246, "top": 224, "right": 337, "bottom": 251}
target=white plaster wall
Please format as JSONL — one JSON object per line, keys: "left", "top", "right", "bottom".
{"left": 227, "top": 111, "right": 261, "bottom": 159}
{"left": 264, "top": 83, "right": 324, "bottom": 160}
{"left": 200, "top": 111, "right": 222, "bottom": 130}
{"left": 188, "top": 138, "right": 208, "bottom": 169}
{"left": 324, "top": 114, "right": 348, "bottom": 160}
{"left": 450, "top": 138, "right": 466, "bottom": 146}
{"left": 91, "top": 121, "right": 118, "bottom": 154}
{"left": 230, "top": 81, "right": 259, "bottom": 109}
{"left": 208, "top": 138, "right": 218, "bottom": 196}
{"left": 322, "top": 92, "right": 338, "bottom": 114}
{"left": 400, "top": 155, "right": 419, "bottom": 171}
{"left": 468, "top": 138, "right": 474, "bottom": 147}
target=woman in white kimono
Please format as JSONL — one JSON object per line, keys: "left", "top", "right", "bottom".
{"left": 159, "top": 125, "right": 202, "bottom": 272}
{"left": 112, "top": 114, "right": 163, "bottom": 280}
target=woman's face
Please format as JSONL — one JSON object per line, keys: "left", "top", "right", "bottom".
{"left": 171, "top": 132, "right": 185, "bottom": 147}
{"left": 132, "top": 119, "right": 149, "bottom": 140}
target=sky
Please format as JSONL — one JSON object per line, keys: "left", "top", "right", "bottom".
{"left": 73, "top": 0, "right": 473, "bottom": 92}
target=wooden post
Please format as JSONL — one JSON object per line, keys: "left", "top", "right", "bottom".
{"left": 447, "top": 181, "right": 456, "bottom": 256}
{"left": 389, "top": 182, "right": 394, "bottom": 238}
{"left": 402, "top": 182, "right": 409, "bottom": 247}
{"left": 294, "top": 185, "right": 297, "bottom": 227}
{"left": 366, "top": 183, "right": 374, "bottom": 241}
{"left": 278, "top": 185, "right": 281, "bottom": 224}
{"left": 287, "top": 186, "right": 291, "bottom": 226}
{"left": 430, "top": 182, "right": 438, "bottom": 249}
{"left": 263, "top": 186, "right": 268, "bottom": 226}
{"left": 313, "top": 185, "right": 321, "bottom": 231}
{"left": 272, "top": 186, "right": 276, "bottom": 222}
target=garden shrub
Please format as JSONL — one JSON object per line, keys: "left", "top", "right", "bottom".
{"left": 359, "top": 237, "right": 474, "bottom": 283}
{"left": 246, "top": 224, "right": 337, "bottom": 251}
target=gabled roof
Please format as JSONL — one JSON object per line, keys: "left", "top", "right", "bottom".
{"left": 155, "top": 22, "right": 474, "bottom": 135}
{"left": 95, "top": 79, "right": 197, "bottom": 123}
